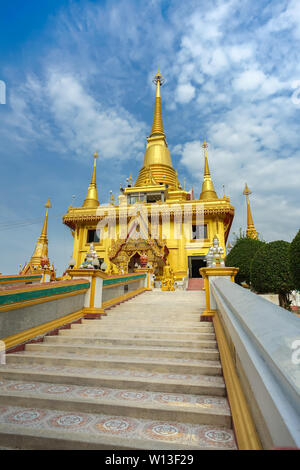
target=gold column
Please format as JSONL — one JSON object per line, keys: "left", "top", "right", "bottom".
{"left": 200, "top": 267, "right": 239, "bottom": 320}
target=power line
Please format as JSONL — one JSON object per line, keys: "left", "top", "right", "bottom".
{"left": 0, "top": 213, "right": 64, "bottom": 231}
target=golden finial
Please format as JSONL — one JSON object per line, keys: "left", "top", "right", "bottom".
{"left": 243, "top": 182, "right": 252, "bottom": 196}
{"left": 202, "top": 140, "right": 210, "bottom": 177}
{"left": 152, "top": 69, "right": 165, "bottom": 86}
{"left": 45, "top": 198, "right": 52, "bottom": 209}
{"left": 150, "top": 69, "right": 165, "bottom": 137}
{"left": 94, "top": 151, "right": 98, "bottom": 159}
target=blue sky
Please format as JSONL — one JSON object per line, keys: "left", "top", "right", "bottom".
{"left": 0, "top": 0, "right": 300, "bottom": 275}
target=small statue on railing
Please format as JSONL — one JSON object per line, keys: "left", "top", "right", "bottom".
{"left": 205, "top": 235, "right": 225, "bottom": 268}
{"left": 80, "top": 244, "right": 99, "bottom": 269}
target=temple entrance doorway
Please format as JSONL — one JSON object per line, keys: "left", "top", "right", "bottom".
{"left": 128, "top": 252, "right": 141, "bottom": 273}
{"left": 188, "top": 256, "right": 206, "bottom": 278}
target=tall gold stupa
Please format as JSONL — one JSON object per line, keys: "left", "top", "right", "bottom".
{"left": 21, "top": 199, "right": 52, "bottom": 274}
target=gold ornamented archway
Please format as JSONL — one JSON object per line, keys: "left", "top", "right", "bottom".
{"left": 108, "top": 237, "right": 167, "bottom": 274}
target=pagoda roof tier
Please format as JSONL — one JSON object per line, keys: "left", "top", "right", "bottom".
{"left": 63, "top": 198, "right": 234, "bottom": 227}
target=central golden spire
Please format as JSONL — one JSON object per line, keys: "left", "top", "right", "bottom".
{"left": 199, "top": 141, "right": 218, "bottom": 200}
{"left": 149, "top": 69, "right": 165, "bottom": 137}
{"left": 82, "top": 152, "right": 100, "bottom": 208}
{"left": 135, "top": 70, "right": 180, "bottom": 189}
{"left": 243, "top": 183, "right": 258, "bottom": 239}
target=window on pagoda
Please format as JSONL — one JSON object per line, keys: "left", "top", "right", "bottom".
{"left": 192, "top": 224, "right": 207, "bottom": 240}
{"left": 87, "top": 229, "right": 100, "bottom": 243}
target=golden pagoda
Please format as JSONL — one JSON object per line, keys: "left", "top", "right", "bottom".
{"left": 63, "top": 71, "right": 235, "bottom": 281}
{"left": 22, "top": 199, "right": 52, "bottom": 274}
{"left": 243, "top": 183, "right": 258, "bottom": 239}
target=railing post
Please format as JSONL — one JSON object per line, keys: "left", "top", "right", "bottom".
{"left": 40, "top": 268, "right": 51, "bottom": 283}
{"left": 200, "top": 267, "right": 239, "bottom": 321}
{"left": 67, "top": 269, "right": 105, "bottom": 318}
{"left": 134, "top": 267, "right": 154, "bottom": 291}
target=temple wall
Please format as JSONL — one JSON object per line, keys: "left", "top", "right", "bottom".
{"left": 102, "top": 277, "right": 145, "bottom": 304}
{"left": 71, "top": 207, "right": 228, "bottom": 281}
{"left": 0, "top": 292, "right": 86, "bottom": 340}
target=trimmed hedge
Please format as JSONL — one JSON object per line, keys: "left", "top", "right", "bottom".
{"left": 225, "top": 237, "right": 265, "bottom": 285}
{"left": 289, "top": 229, "right": 300, "bottom": 290}
{"left": 250, "top": 240, "right": 295, "bottom": 308}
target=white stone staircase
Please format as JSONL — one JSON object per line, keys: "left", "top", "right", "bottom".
{"left": 0, "top": 291, "right": 237, "bottom": 450}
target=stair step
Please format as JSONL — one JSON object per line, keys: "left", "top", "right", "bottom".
{"left": 55, "top": 333, "right": 217, "bottom": 349}
{"left": 0, "top": 404, "right": 236, "bottom": 450}
{"left": 0, "top": 378, "right": 231, "bottom": 426}
{"left": 187, "top": 278, "right": 205, "bottom": 291}
{"left": 96, "top": 320, "right": 209, "bottom": 328}
{"left": 7, "top": 352, "right": 220, "bottom": 376}
{"left": 81, "top": 319, "right": 213, "bottom": 332}
{"left": 101, "top": 316, "right": 201, "bottom": 322}
{"left": 78, "top": 325, "right": 214, "bottom": 334}
{"left": 0, "top": 364, "right": 226, "bottom": 396}
{"left": 69, "top": 326, "right": 216, "bottom": 340}
{"left": 42, "top": 339, "right": 220, "bottom": 360}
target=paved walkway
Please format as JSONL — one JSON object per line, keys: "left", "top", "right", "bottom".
{"left": 0, "top": 290, "right": 237, "bottom": 450}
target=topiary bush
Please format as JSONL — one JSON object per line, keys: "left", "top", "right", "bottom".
{"left": 225, "top": 237, "right": 265, "bottom": 286}
{"left": 250, "top": 240, "right": 295, "bottom": 309}
{"left": 289, "top": 229, "right": 300, "bottom": 291}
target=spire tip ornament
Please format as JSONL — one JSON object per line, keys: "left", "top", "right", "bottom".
{"left": 45, "top": 198, "right": 52, "bottom": 209}
{"left": 152, "top": 69, "right": 165, "bottom": 86}
{"left": 149, "top": 69, "right": 165, "bottom": 136}
{"left": 243, "top": 182, "right": 252, "bottom": 196}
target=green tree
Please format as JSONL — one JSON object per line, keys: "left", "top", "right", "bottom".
{"left": 289, "top": 229, "right": 300, "bottom": 291}
{"left": 225, "top": 237, "right": 265, "bottom": 286}
{"left": 250, "top": 240, "right": 295, "bottom": 309}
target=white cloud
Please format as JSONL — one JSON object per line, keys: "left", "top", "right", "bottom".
{"left": 264, "top": 0, "right": 300, "bottom": 39}
{"left": 227, "top": 44, "right": 254, "bottom": 62}
{"left": 175, "top": 82, "right": 196, "bottom": 104}
{"left": 2, "top": 72, "right": 147, "bottom": 162}
{"left": 233, "top": 69, "right": 266, "bottom": 91}
{"left": 233, "top": 69, "right": 285, "bottom": 96}
{"left": 46, "top": 72, "right": 146, "bottom": 160}
{"left": 180, "top": 140, "right": 203, "bottom": 169}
